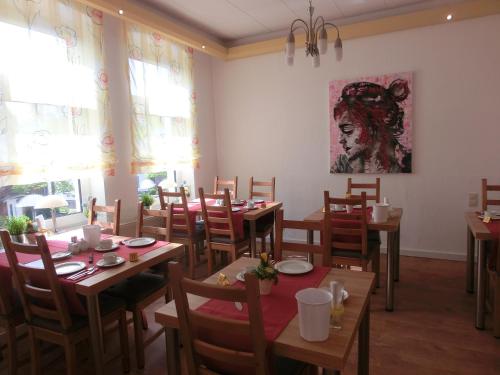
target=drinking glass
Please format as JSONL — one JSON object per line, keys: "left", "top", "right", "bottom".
{"left": 330, "top": 280, "right": 345, "bottom": 329}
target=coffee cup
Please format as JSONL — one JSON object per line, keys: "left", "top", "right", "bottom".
{"left": 99, "top": 239, "right": 113, "bottom": 250}
{"left": 103, "top": 252, "right": 117, "bottom": 265}
{"left": 247, "top": 200, "right": 255, "bottom": 208}
{"left": 372, "top": 203, "right": 389, "bottom": 223}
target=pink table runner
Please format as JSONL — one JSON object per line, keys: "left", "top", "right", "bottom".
{"left": 0, "top": 237, "right": 168, "bottom": 315}
{"left": 196, "top": 266, "right": 331, "bottom": 342}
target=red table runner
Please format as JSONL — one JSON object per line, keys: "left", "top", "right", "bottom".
{"left": 0, "top": 237, "right": 168, "bottom": 315}
{"left": 196, "top": 266, "right": 331, "bottom": 342}
{"left": 484, "top": 221, "right": 500, "bottom": 235}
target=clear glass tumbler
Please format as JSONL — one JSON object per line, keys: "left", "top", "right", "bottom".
{"left": 330, "top": 280, "right": 345, "bottom": 329}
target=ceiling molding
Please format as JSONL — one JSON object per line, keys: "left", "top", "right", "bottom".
{"left": 78, "top": 0, "right": 500, "bottom": 62}
{"left": 77, "top": 0, "right": 228, "bottom": 59}
{"left": 226, "top": 0, "right": 500, "bottom": 61}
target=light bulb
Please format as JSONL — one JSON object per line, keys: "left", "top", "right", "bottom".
{"left": 285, "top": 32, "right": 295, "bottom": 57}
{"left": 318, "top": 28, "right": 328, "bottom": 54}
{"left": 312, "top": 54, "right": 320, "bottom": 68}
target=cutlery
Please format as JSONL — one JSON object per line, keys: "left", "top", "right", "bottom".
{"left": 66, "top": 267, "right": 89, "bottom": 280}
{"left": 234, "top": 302, "right": 243, "bottom": 311}
{"left": 67, "top": 266, "right": 95, "bottom": 280}
{"left": 71, "top": 267, "right": 98, "bottom": 281}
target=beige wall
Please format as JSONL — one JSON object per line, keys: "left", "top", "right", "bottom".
{"left": 210, "top": 14, "right": 500, "bottom": 259}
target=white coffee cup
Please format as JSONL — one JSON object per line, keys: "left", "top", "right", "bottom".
{"left": 247, "top": 200, "right": 255, "bottom": 208}
{"left": 346, "top": 205, "right": 353, "bottom": 214}
{"left": 103, "top": 252, "right": 117, "bottom": 265}
{"left": 99, "top": 239, "right": 113, "bottom": 250}
{"left": 372, "top": 203, "right": 390, "bottom": 223}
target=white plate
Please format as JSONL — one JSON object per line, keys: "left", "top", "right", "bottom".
{"left": 231, "top": 207, "right": 241, "bottom": 212}
{"left": 478, "top": 214, "right": 500, "bottom": 220}
{"left": 51, "top": 251, "right": 72, "bottom": 261}
{"left": 96, "top": 256, "right": 126, "bottom": 268}
{"left": 244, "top": 206, "right": 258, "bottom": 210}
{"left": 320, "top": 287, "right": 350, "bottom": 301}
{"left": 231, "top": 200, "right": 245, "bottom": 206}
{"left": 253, "top": 199, "right": 265, "bottom": 204}
{"left": 122, "top": 237, "right": 156, "bottom": 247}
{"left": 94, "top": 243, "right": 120, "bottom": 252}
{"left": 55, "top": 261, "right": 86, "bottom": 276}
{"left": 275, "top": 260, "right": 314, "bottom": 275}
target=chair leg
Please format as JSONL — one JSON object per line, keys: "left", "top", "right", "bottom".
{"left": 133, "top": 309, "right": 146, "bottom": 369}
{"left": 494, "top": 279, "right": 500, "bottom": 338}
{"left": 28, "top": 329, "right": 41, "bottom": 375}
{"left": 261, "top": 235, "right": 266, "bottom": 253}
{"left": 207, "top": 247, "right": 214, "bottom": 275}
{"left": 269, "top": 229, "right": 275, "bottom": 257}
{"left": 63, "top": 339, "right": 77, "bottom": 375}
{"left": 6, "top": 323, "right": 17, "bottom": 375}
{"left": 141, "top": 310, "right": 149, "bottom": 330}
{"left": 188, "top": 242, "right": 196, "bottom": 279}
{"left": 119, "top": 311, "right": 131, "bottom": 373}
{"left": 373, "top": 247, "right": 381, "bottom": 288}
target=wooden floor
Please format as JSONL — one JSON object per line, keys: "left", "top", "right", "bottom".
{"left": 2, "top": 255, "right": 500, "bottom": 374}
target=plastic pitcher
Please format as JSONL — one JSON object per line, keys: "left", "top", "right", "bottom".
{"left": 295, "top": 288, "right": 332, "bottom": 342}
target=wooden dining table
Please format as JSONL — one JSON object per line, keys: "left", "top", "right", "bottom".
{"left": 49, "top": 230, "right": 185, "bottom": 375}
{"left": 303, "top": 207, "right": 403, "bottom": 311}
{"left": 155, "top": 257, "right": 375, "bottom": 375}
{"left": 464, "top": 211, "right": 498, "bottom": 330}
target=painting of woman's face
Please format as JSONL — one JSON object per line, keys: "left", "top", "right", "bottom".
{"left": 336, "top": 110, "right": 370, "bottom": 161}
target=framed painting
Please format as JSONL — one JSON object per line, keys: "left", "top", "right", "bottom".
{"left": 329, "top": 72, "right": 413, "bottom": 174}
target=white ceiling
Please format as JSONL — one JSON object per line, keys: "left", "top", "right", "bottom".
{"left": 141, "top": 0, "right": 463, "bottom": 45}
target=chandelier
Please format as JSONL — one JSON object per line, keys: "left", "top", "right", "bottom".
{"left": 285, "top": 0, "right": 343, "bottom": 68}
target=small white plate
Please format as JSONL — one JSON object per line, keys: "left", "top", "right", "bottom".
{"left": 275, "top": 260, "right": 313, "bottom": 275}
{"left": 51, "top": 251, "right": 72, "bottom": 261}
{"left": 96, "top": 256, "right": 126, "bottom": 268}
{"left": 253, "top": 199, "right": 265, "bottom": 204}
{"left": 320, "top": 287, "right": 350, "bottom": 301}
{"left": 55, "top": 261, "right": 86, "bottom": 276}
{"left": 231, "top": 200, "right": 245, "bottom": 206}
{"left": 231, "top": 207, "right": 241, "bottom": 212}
{"left": 122, "top": 237, "right": 156, "bottom": 247}
{"left": 94, "top": 243, "right": 120, "bottom": 252}
{"left": 244, "top": 206, "right": 258, "bottom": 210}
{"left": 478, "top": 214, "right": 500, "bottom": 220}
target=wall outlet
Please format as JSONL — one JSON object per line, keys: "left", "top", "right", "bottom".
{"left": 468, "top": 192, "right": 478, "bottom": 208}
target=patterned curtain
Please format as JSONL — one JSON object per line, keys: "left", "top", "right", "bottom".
{"left": 126, "top": 23, "right": 200, "bottom": 174}
{"left": 0, "top": 0, "right": 115, "bottom": 185}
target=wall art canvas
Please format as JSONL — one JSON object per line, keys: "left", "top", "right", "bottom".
{"left": 329, "top": 72, "right": 413, "bottom": 174}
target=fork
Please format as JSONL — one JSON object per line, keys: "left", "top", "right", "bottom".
{"left": 67, "top": 266, "right": 95, "bottom": 280}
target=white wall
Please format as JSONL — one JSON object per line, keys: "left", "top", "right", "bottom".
{"left": 211, "top": 15, "right": 500, "bottom": 260}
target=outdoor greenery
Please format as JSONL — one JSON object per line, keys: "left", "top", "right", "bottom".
{"left": 252, "top": 252, "right": 279, "bottom": 283}
{"left": 140, "top": 193, "right": 155, "bottom": 207}
{"left": 54, "top": 181, "right": 75, "bottom": 194}
{"left": 5, "top": 215, "right": 30, "bottom": 235}
{"left": 11, "top": 182, "right": 48, "bottom": 195}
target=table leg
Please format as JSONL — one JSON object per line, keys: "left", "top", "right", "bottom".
{"left": 386, "top": 232, "right": 395, "bottom": 311}
{"left": 86, "top": 295, "right": 104, "bottom": 375}
{"left": 466, "top": 227, "right": 475, "bottom": 293}
{"left": 165, "top": 327, "right": 180, "bottom": 375}
{"left": 475, "top": 240, "right": 487, "bottom": 329}
{"left": 307, "top": 229, "right": 314, "bottom": 264}
{"left": 394, "top": 226, "right": 400, "bottom": 282}
{"left": 358, "top": 301, "right": 370, "bottom": 375}
{"left": 249, "top": 220, "right": 257, "bottom": 258}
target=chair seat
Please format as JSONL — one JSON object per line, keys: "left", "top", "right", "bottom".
{"left": 104, "top": 273, "right": 166, "bottom": 309}
{"left": 332, "top": 241, "right": 379, "bottom": 260}
{"left": 172, "top": 222, "right": 205, "bottom": 239}
{"left": 30, "top": 294, "right": 125, "bottom": 333}
{"left": 210, "top": 236, "right": 249, "bottom": 245}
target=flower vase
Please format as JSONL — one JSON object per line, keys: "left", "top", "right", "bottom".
{"left": 259, "top": 279, "right": 273, "bottom": 295}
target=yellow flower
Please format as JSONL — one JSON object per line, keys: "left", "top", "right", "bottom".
{"left": 260, "top": 252, "right": 268, "bottom": 263}
{"left": 265, "top": 267, "right": 274, "bottom": 274}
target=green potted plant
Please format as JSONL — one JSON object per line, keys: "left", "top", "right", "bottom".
{"left": 5, "top": 215, "right": 30, "bottom": 243}
{"left": 140, "top": 193, "right": 155, "bottom": 209}
{"left": 252, "top": 252, "right": 279, "bottom": 295}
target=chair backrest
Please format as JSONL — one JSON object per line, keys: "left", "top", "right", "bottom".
{"left": 324, "top": 191, "right": 368, "bottom": 259}
{"left": 169, "top": 262, "right": 269, "bottom": 375}
{"left": 274, "top": 209, "right": 328, "bottom": 265}
{"left": 482, "top": 178, "right": 500, "bottom": 211}
{"left": 0, "top": 230, "right": 73, "bottom": 330}
{"left": 214, "top": 176, "right": 238, "bottom": 200}
{"left": 88, "top": 197, "right": 121, "bottom": 235}
{"left": 249, "top": 177, "right": 275, "bottom": 202}
{"left": 347, "top": 177, "right": 380, "bottom": 203}
{"left": 199, "top": 188, "right": 238, "bottom": 242}
{"left": 158, "top": 186, "right": 193, "bottom": 237}
{"left": 136, "top": 201, "right": 173, "bottom": 241}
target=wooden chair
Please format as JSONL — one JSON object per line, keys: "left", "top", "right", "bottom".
{"left": 169, "top": 261, "right": 308, "bottom": 375}
{"left": 158, "top": 186, "right": 205, "bottom": 279}
{"left": 0, "top": 276, "right": 26, "bottom": 375}
{"left": 88, "top": 197, "right": 121, "bottom": 235}
{"left": 249, "top": 177, "right": 276, "bottom": 255}
{"left": 105, "top": 203, "right": 172, "bottom": 369}
{"left": 482, "top": 178, "right": 500, "bottom": 211}
{"left": 214, "top": 176, "right": 238, "bottom": 199}
{"left": 324, "top": 192, "right": 380, "bottom": 287}
{"left": 199, "top": 188, "right": 249, "bottom": 275}
{"left": 0, "top": 230, "right": 129, "bottom": 375}
{"left": 274, "top": 209, "right": 327, "bottom": 264}
{"left": 347, "top": 177, "right": 380, "bottom": 203}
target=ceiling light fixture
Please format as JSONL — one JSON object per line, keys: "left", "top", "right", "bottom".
{"left": 446, "top": 14, "right": 453, "bottom": 21}
{"left": 285, "top": 0, "right": 343, "bottom": 68}
{"left": 201, "top": 45, "right": 206, "bottom": 49}
{"left": 118, "top": 9, "right": 124, "bottom": 15}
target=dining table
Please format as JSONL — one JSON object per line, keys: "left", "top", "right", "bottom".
{"left": 464, "top": 211, "right": 499, "bottom": 330}
{"left": 155, "top": 257, "right": 375, "bottom": 375}
{"left": 303, "top": 207, "right": 403, "bottom": 311}
{"left": 186, "top": 199, "right": 283, "bottom": 257}
{"left": 1, "top": 229, "right": 184, "bottom": 375}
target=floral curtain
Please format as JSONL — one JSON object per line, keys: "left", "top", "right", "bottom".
{"left": 0, "top": 0, "right": 115, "bottom": 185}
{"left": 126, "top": 23, "right": 200, "bottom": 174}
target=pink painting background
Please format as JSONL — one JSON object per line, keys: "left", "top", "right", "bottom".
{"left": 329, "top": 72, "right": 413, "bottom": 170}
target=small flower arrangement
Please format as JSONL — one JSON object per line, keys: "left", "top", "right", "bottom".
{"left": 253, "top": 252, "right": 279, "bottom": 284}
{"left": 140, "top": 193, "right": 155, "bottom": 208}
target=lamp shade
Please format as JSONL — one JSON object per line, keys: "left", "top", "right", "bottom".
{"left": 35, "top": 195, "right": 68, "bottom": 209}
{"left": 318, "top": 28, "right": 328, "bottom": 54}
{"left": 334, "top": 37, "right": 343, "bottom": 62}
{"left": 312, "top": 54, "right": 320, "bottom": 68}
{"left": 285, "top": 32, "right": 295, "bottom": 57}
{"left": 285, "top": 55, "right": 294, "bottom": 66}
